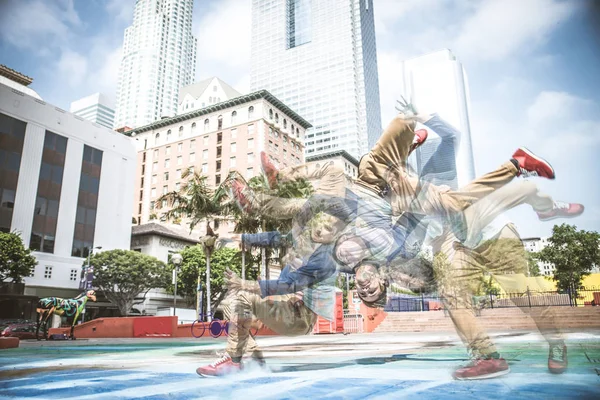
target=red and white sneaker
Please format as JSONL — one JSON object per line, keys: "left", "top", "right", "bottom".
{"left": 260, "top": 151, "right": 279, "bottom": 189}
{"left": 196, "top": 354, "right": 242, "bottom": 377}
{"left": 548, "top": 344, "right": 568, "bottom": 374}
{"left": 452, "top": 358, "right": 510, "bottom": 380}
{"left": 230, "top": 179, "right": 253, "bottom": 213}
{"left": 512, "top": 148, "right": 555, "bottom": 179}
{"left": 537, "top": 202, "right": 584, "bottom": 221}
{"left": 408, "top": 129, "right": 428, "bottom": 156}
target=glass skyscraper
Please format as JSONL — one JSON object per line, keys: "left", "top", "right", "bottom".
{"left": 250, "top": 0, "right": 382, "bottom": 159}
{"left": 114, "top": 0, "right": 198, "bottom": 129}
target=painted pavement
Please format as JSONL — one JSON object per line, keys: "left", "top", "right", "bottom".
{"left": 0, "top": 331, "right": 599, "bottom": 399}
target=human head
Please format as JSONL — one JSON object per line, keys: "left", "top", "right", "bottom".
{"left": 354, "top": 263, "right": 387, "bottom": 307}
{"left": 334, "top": 234, "right": 370, "bottom": 268}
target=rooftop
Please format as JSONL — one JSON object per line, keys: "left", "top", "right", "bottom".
{"left": 306, "top": 150, "right": 360, "bottom": 167}
{"left": 0, "top": 64, "right": 33, "bottom": 86}
{"left": 131, "top": 222, "right": 200, "bottom": 244}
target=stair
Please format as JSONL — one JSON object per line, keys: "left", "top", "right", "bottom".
{"left": 374, "top": 307, "right": 600, "bottom": 333}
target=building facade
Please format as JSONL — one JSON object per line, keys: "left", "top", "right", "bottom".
{"left": 0, "top": 83, "right": 136, "bottom": 298}
{"left": 522, "top": 237, "right": 555, "bottom": 276}
{"left": 129, "top": 90, "right": 310, "bottom": 231}
{"left": 178, "top": 77, "right": 242, "bottom": 115}
{"left": 70, "top": 93, "right": 115, "bottom": 130}
{"left": 401, "top": 49, "right": 476, "bottom": 189}
{"left": 306, "top": 150, "right": 359, "bottom": 180}
{"left": 114, "top": 0, "right": 198, "bottom": 129}
{"left": 250, "top": 0, "right": 382, "bottom": 159}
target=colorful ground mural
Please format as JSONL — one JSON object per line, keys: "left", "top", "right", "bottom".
{"left": 1, "top": 332, "right": 599, "bottom": 399}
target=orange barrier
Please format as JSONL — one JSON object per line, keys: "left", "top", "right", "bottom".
{"left": 313, "top": 291, "right": 344, "bottom": 334}
{"left": 0, "top": 337, "right": 19, "bottom": 349}
{"left": 360, "top": 301, "right": 387, "bottom": 333}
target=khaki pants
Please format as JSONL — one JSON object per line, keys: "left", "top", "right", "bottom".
{"left": 223, "top": 291, "right": 317, "bottom": 358}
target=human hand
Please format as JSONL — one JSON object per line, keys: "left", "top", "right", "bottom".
{"left": 395, "top": 96, "right": 431, "bottom": 123}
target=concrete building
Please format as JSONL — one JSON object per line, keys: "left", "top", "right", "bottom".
{"left": 250, "top": 0, "right": 382, "bottom": 159}
{"left": 178, "top": 77, "right": 242, "bottom": 115}
{"left": 306, "top": 150, "right": 359, "bottom": 180}
{"left": 400, "top": 49, "right": 476, "bottom": 189}
{"left": 522, "top": 237, "right": 555, "bottom": 276}
{"left": 0, "top": 81, "right": 136, "bottom": 299}
{"left": 0, "top": 65, "right": 41, "bottom": 100}
{"left": 70, "top": 93, "right": 115, "bottom": 130}
{"left": 114, "top": 0, "right": 198, "bottom": 129}
{"left": 128, "top": 90, "right": 310, "bottom": 234}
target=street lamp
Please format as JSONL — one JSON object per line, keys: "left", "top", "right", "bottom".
{"left": 171, "top": 253, "right": 183, "bottom": 318}
{"left": 80, "top": 246, "right": 102, "bottom": 324}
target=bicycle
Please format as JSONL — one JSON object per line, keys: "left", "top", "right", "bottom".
{"left": 190, "top": 313, "right": 260, "bottom": 338}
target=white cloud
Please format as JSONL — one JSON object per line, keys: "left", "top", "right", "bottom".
{"left": 56, "top": 49, "right": 89, "bottom": 88}
{"left": 106, "top": 0, "right": 133, "bottom": 24}
{"left": 194, "top": 0, "right": 251, "bottom": 69}
{"left": 526, "top": 91, "right": 594, "bottom": 128}
{"left": 455, "top": 0, "right": 578, "bottom": 61}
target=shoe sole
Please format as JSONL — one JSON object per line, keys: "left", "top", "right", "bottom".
{"left": 454, "top": 367, "right": 510, "bottom": 380}
{"left": 518, "top": 147, "right": 556, "bottom": 179}
{"left": 538, "top": 206, "right": 585, "bottom": 221}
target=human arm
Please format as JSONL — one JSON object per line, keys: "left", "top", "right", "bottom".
{"left": 241, "top": 231, "right": 291, "bottom": 249}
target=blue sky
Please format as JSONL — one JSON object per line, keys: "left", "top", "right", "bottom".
{"left": 0, "top": 0, "right": 599, "bottom": 238}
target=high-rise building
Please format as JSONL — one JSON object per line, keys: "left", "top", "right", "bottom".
{"left": 114, "top": 0, "right": 198, "bottom": 129}
{"left": 400, "top": 49, "right": 476, "bottom": 189}
{"left": 250, "top": 0, "right": 382, "bottom": 159}
{"left": 70, "top": 93, "right": 115, "bottom": 130}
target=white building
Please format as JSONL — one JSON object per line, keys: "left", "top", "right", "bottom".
{"left": 70, "top": 93, "right": 115, "bottom": 130}
{"left": 177, "top": 77, "right": 242, "bottom": 115}
{"left": 114, "top": 0, "right": 198, "bottom": 129}
{"left": 250, "top": 0, "right": 382, "bottom": 159}
{"left": 522, "top": 237, "right": 555, "bottom": 276}
{"left": 0, "top": 82, "right": 136, "bottom": 299}
{"left": 400, "top": 49, "right": 476, "bottom": 189}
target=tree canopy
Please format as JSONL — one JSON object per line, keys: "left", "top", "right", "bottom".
{"left": 0, "top": 232, "right": 37, "bottom": 283}
{"left": 537, "top": 224, "right": 600, "bottom": 292}
{"left": 88, "top": 249, "right": 169, "bottom": 316}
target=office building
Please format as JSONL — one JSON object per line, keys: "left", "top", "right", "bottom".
{"left": 0, "top": 81, "right": 136, "bottom": 299}
{"left": 401, "top": 49, "right": 475, "bottom": 189}
{"left": 128, "top": 90, "right": 310, "bottom": 232}
{"left": 250, "top": 0, "right": 382, "bottom": 159}
{"left": 114, "top": 0, "right": 198, "bottom": 129}
{"left": 70, "top": 93, "right": 115, "bottom": 130}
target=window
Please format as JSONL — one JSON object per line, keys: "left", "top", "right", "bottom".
{"left": 151, "top": 188, "right": 156, "bottom": 197}
{"left": 213, "top": 85, "right": 217, "bottom": 92}
{"left": 215, "top": 175, "right": 221, "bottom": 185}
{"left": 163, "top": 185, "right": 168, "bottom": 195}
{"left": 246, "top": 167, "right": 254, "bottom": 178}
{"left": 230, "top": 156, "right": 236, "bottom": 168}
{"left": 248, "top": 138, "right": 254, "bottom": 148}
{"left": 140, "top": 176, "right": 144, "bottom": 188}
{"left": 231, "top": 128, "right": 237, "bottom": 139}
{"left": 287, "top": 0, "right": 312, "bottom": 48}
{"left": 190, "top": 139, "right": 196, "bottom": 149}
{"left": 269, "top": 109, "right": 273, "bottom": 120}
{"left": 177, "top": 156, "right": 182, "bottom": 165}
{"left": 175, "top": 182, "right": 180, "bottom": 191}
{"left": 217, "top": 115, "right": 223, "bottom": 129}
{"left": 191, "top": 122, "right": 197, "bottom": 134}
{"left": 216, "top": 160, "right": 221, "bottom": 172}
{"left": 275, "top": 113, "right": 279, "bottom": 123}
{"left": 248, "top": 124, "right": 254, "bottom": 135}
{"left": 217, "top": 132, "right": 222, "bottom": 144}
{"left": 152, "top": 162, "right": 158, "bottom": 172}
{"left": 231, "top": 142, "right": 236, "bottom": 153}
{"left": 165, "top": 146, "right": 171, "bottom": 155}
{"left": 190, "top": 152, "right": 196, "bottom": 162}
{"left": 216, "top": 146, "right": 222, "bottom": 158}
{"left": 153, "top": 149, "right": 159, "bottom": 158}
{"left": 155, "top": 132, "right": 160, "bottom": 145}
{"left": 231, "top": 110, "right": 237, "bottom": 125}
{"left": 203, "top": 135, "right": 209, "bottom": 145}
{"left": 204, "top": 119, "right": 209, "bottom": 132}
{"left": 70, "top": 269, "right": 78, "bottom": 281}
{"left": 248, "top": 152, "right": 255, "bottom": 163}
{"left": 165, "top": 159, "right": 170, "bottom": 168}
{"left": 179, "top": 126, "right": 184, "bottom": 137}
{"left": 164, "top": 172, "right": 169, "bottom": 181}
{"left": 152, "top": 174, "right": 157, "bottom": 184}
{"left": 202, "top": 163, "right": 208, "bottom": 173}
{"left": 44, "top": 266, "right": 52, "bottom": 279}
{"left": 248, "top": 106, "right": 254, "bottom": 119}
{"left": 176, "top": 169, "right": 182, "bottom": 179}
{"left": 283, "top": 119, "right": 287, "bottom": 129}
{"left": 166, "top": 130, "right": 171, "bottom": 140}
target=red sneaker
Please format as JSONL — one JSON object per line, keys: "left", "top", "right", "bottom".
{"left": 537, "top": 202, "right": 584, "bottom": 221}
{"left": 230, "top": 179, "right": 253, "bottom": 213}
{"left": 452, "top": 358, "right": 510, "bottom": 380}
{"left": 548, "top": 344, "right": 568, "bottom": 374}
{"left": 260, "top": 152, "right": 279, "bottom": 188}
{"left": 408, "top": 129, "right": 428, "bottom": 156}
{"left": 512, "top": 148, "right": 555, "bottom": 179}
{"left": 196, "top": 354, "right": 242, "bottom": 377}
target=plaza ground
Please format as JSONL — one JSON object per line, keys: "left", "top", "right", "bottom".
{"left": 1, "top": 331, "right": 599, "bottom": 399}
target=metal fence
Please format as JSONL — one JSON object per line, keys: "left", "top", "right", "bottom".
{"left": 384, "top": 286, "right": 600, "bottom": 312}
{"left": 343, "top": 310, "right": 364, "bottom": 333}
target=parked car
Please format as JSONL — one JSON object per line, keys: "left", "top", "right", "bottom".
{"left": 1, "top": 323, "right": 37, "bottom": 340}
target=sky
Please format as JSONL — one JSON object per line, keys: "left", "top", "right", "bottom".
{"left": 0, "top": 0, "right": 599, "bottom": 238}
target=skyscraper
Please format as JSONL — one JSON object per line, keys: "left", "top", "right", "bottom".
{"left": 114, "top": 0, "right": 198, "bottom": 129}
{"left": 70, "top": 93, "right": 115, "bottom": 130}
{"left": 400, "top": 49, "right": 476, "bottom": 189}
{"left": 250, "top": 0, "right": 382, "bottom": 159}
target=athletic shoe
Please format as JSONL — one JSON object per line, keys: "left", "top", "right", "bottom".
{"left": 452, "top": 358, "right": 510, "bottom": 380}
{"left": 548, "top": 343, "right": 568, "bottom": 374}
{"left": 247, "top": 351, "right": 267, "bottom": 368}
{"left": 512, "top": 148, "right": 555, "bottom": 179}
{"left": 196, "top": 354, "right": 242, "bottom": 377}
{"left": 261, "top": 151, "right": 279, "bottom": 189}
{"left": 230, "top": 179, "right": 253, "bottom": 213}
{"left": 537, "top": 202, "right": 584, "bottom": 221}
{"left": 408, "top": 129, "right": 428, "bottom": 156}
